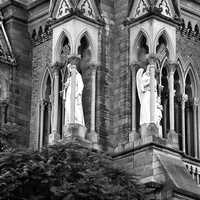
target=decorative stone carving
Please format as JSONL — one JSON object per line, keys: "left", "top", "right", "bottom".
{"left": 80, "top": 0, "right": 95, "bottom": 19}
{"left": 57, "top": 0, "right": 71, "bottom": 19}
{"left": 63, "top": 64, "right": 85, "bottom": 128}
{"left": 135, "top": 0, "right": 149, "bottom": 18}
{"left": 136, "top": 65, "right": 162, "bottom": 127}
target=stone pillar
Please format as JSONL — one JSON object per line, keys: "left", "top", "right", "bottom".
{"left": 181, "top": 94, "right": 188, "bottom": 153}
{"left": 149, "top": 61, "right": 156, "bottom": 123}
{"left": 51, "top": 62, "right": 62, "bottom": 143}
{"left": 168, "top": 63, "right": 176, "bottom": 132}
{"left": 87, "top": 64, "right": 99, "bottom": 148}
{"left": 70, "top": 65, "right": 76, "bottom": 124}
{"left": 194, "top": 98, "right": 199, "bottom": 158}
{"left": 186, "top": 101, "right": 191, "bottom": 155}
{"left": 90, "top": 65, "right": 97, "bottom": 132}
{"left": 198, "top": 104, "right": 200, "bottom": 158}
{"left": 39, "top": 100, "right": 45, "bottom": 149}
{"left": 129, "top": 64, "right": 138, "bottom": 142}
{"left": 167, "top": 63, "right": 178, "bottom": 149}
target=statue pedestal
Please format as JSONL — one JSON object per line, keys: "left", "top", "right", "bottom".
{"left": 139, "top": 123, "right": 166, "bottom": 146}
{"left": 167, "top": 130, "right": 179, "bottom": 149}
{"left": 63, "top": 123, "right": 87, "bottom": 140}
{"left": 49, "top": 131, "right": 60, "bottom": 145}
{"left": 62, "top": 124, "right": 100, "bottom": 150}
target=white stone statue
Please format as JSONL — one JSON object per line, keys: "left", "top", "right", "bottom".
{"left": 136, "top": 65, "right": 162, "bottom": 129}
{"left": 63, "top": 64, "right": 85, "bottom": 126}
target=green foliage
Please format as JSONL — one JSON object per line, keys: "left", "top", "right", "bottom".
{"left": 0, "top": 143, "right": 144, "bottom": 200}
{"left": 0, "top": 123, "right": 21, "bottom": 152}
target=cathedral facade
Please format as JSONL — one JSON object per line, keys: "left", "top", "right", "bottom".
{"left": 0, "top": 0, "right": 200, "bottom": 199}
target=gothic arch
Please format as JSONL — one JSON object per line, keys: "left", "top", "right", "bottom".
{"left": 40, "top": 67, "right": 53, "bottom": 100}
{"left": 75, "top": 30, "right": 95, "bottom": 62}
{"left": 154, "top": 29, "right": 175, "bottom": 62}
{"left": 54, "top": 30, "right": 73, "bottom": 63}
{"left": 176, "top": 57, "right": 185, "bottom": 93}
{"left": 184, "top": 64, "right": 199, "bottom": 97}
{"left": 131, "top": 29, "right": 151, "bottom": 62}
{"left": 39, "top": 67, "right": 53, "bottom": 148}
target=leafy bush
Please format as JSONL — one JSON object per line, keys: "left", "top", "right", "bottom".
{"left": 0, "top": 142, "right": 144, "bottom": 200}
{"left": 0, "top": 123, "right": 22, "bottom": 152}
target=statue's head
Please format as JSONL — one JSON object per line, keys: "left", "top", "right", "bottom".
{"left": 67, "top": 64, "right": 77, "bottom": 74}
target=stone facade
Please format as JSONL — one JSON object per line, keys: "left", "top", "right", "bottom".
{"left": 1, "top": 0, "right": 200, "bottom": 199}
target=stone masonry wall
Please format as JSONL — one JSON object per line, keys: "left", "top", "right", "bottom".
{"left": 30, "top": 39, "right": 52, "bottom": 149}
{"left": 110, "top": 0, "right": 131, "bottom": 147}
{"left": 177, "top": 31, "right": 200, "bottom": 80}
{"left": 2, "top": 2, "right": 32, "bottom": 147}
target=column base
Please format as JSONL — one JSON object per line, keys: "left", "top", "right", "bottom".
{"left": 61, "top": 124, "right": 100, "bottom": 150}
{"left": 139, "top": 123, "right": 165, "bottom": 146}
{"left": 167, "top": 130, "right": 179, "bottom": 149}
{"left": 141, "top": 123, "right": 159, "bottom": 138}
{"left": 49, "top": 131, "right": 60, "bottom": 145}
{"left": 86, "top": 130, "right": 101, "bottom": 150}
{"left": 63, "top": 123, "right": 87, "bottom": 140}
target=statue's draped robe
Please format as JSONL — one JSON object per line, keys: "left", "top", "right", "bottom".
{"left": 136, "top": 68, "right": 151, "bottom": 125}
{"left": 63, "top": 70, "right": 85, "bottom": 126}
{"left": 136, "top": 68, "right": 162, "bottom": 127}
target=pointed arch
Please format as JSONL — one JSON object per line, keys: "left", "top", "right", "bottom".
{"left": 154, "top": 29, "right": 176, "bottom": 62}
{"left": 131, "top": 29, "right": 151, "bottom": 62}
{"left": 54, "top": 30, "right": 73, "bottom": 63}
{"left": 185, "top": 67, "right": 197, "bottom": 98}
{"left": 40, "top": 66, "right": 53, "bottom": 100}
{"left": 176, "top": 56, "right": 185, "bottom": 93}
{"left": 184, "top": 62, "right": 200, "bottom": 97}
{"left": 75, "top": 29, "right": 95, "bottom": 61}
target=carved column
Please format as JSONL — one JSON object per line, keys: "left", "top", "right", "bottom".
{"left": 39, "top": 100, "right": 45, "bottom": 149}
{"left": 87, "top": 64, "right": 99, "bottom": 147}
{"left": 181, "top": 94, "right": 188, "bottom": 153}
{"left": 194, "top": 98, "right": 199, "bottom": 158}
{"left": 186, "top": 100, "right": 191, "bottom": 155}
{"left": 168, "top": 63, "right": 176, "bottom": 132}
{"left": 167, "top": 63, "right": 179, "bottom": 149}
{"left": 70, "top": 65, "right": 76, "bottom": 124}
{"left": 129, "top": 64, "right": 138, "bottom": 142}
{"left": 198, "top": 103, "right": 200, "bottom": 158}
{"left": 90, "top": 65, "right": 97, "bottom": 132}
{"left": 149, "top": 56, "right": 157, "bottom": 123}
{"left": 51, "top": 62, "right": 62, "bottom": 142}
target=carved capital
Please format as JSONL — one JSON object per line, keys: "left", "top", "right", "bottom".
{"left": 194, "top": 97, "right": 200, "bottom": 106}
{"left": 148, "top": 54, "right": 158, "bottom": 65}
{"left": 168, "top": 62, "right": 177, "bottom": 74}
{"left": 129, "top": 63, "right": 140, "bottom": 71}
{"left": 40, "top": 99, "right": 48, "bottom": 107}
{"left": 182, "top": 94, "right": 188, "bottom": 103}
{"left": 51, "top": 62, "right": 63, "bottom": 73}
{"left": 88, "top": 63, "right": 98, "bottom": 72}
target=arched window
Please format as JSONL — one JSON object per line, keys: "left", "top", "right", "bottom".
{"left": 60, "top": 36, "right": 70, "bottom": 64}
{"left": 40, "top": 70, "right": 52, "bottom": 147}
{"left": 135, "top": 34, "right": 149, "bottom": 131}
{"left": 185, "top": 71, "right": 195, "bottom": 157}
{"left": 174, "top": 69, "right": 182, "bottom": 149}
{"left": 77, "top": 34, "right": 92, "bottom": 128}
{"left": 160, "top": 64, "right": 170, "bottom": 138}
{"left": 157, "top": 35, "right": 169, "bottom": 138}
{"left": 137, "top": 35, "right": 149, "bottom": 63}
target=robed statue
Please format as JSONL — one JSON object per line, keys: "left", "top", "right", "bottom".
{"left": 136, "top": 65, "right": 162, "bottom": 133}
{"left": 63, "top": 64, "right": 85, "bottom": 126}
